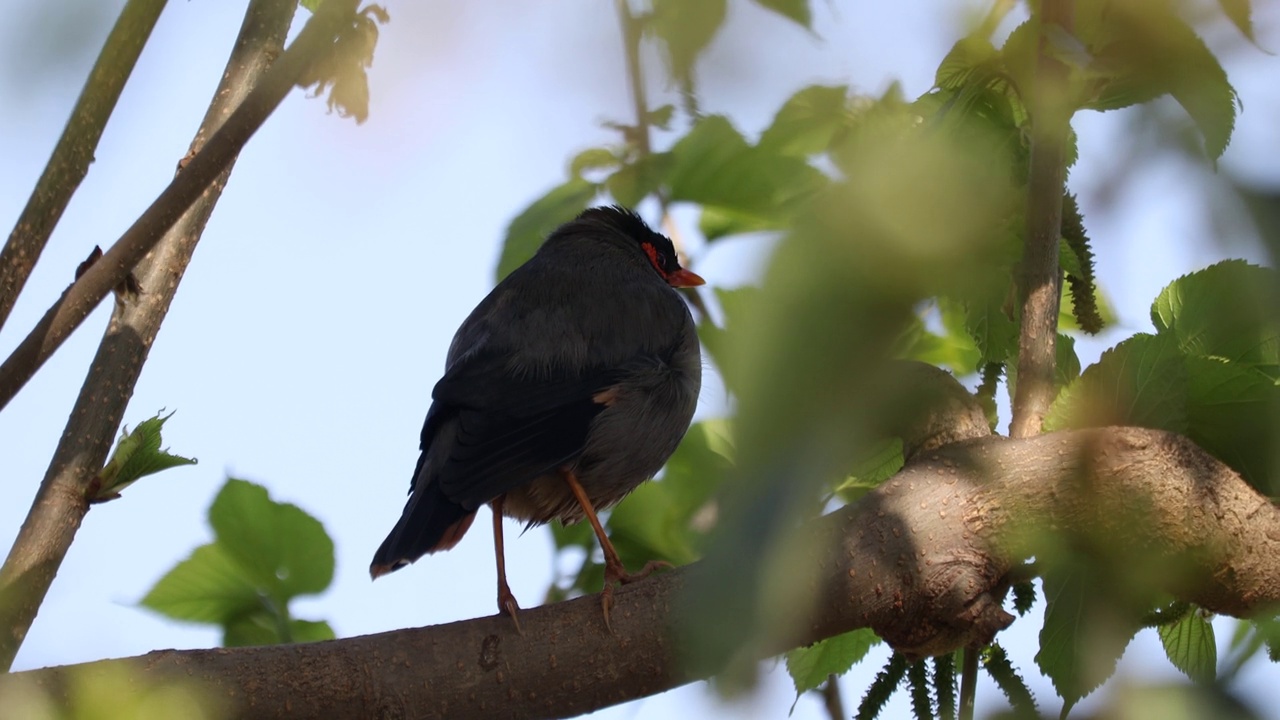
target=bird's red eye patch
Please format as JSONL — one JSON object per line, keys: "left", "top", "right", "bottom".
{"left": 641, "top": 241, "right": 668, "bottom": 279}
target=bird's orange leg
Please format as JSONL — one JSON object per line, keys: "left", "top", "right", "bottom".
{"left": 561, "top": 469, "right": 671, "bottom": 631}
{"left": 491, "top": 494, "right": 523, "bottom": 633}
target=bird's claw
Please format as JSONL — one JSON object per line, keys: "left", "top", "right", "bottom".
{"left": 598, "top": 559, "right": 674, "bottom": 633}
{"left": 498, "top": 588, "right": 523, "bottom": 635}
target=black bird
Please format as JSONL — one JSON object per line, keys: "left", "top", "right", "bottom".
{"left": 371, "top": 206, "right": 703, "bottom": 628}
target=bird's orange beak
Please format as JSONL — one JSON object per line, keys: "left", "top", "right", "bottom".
{"left": 667, "top": 268, "right": 706, "bottom": 288}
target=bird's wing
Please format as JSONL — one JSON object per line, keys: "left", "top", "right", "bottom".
{"left": 421, "top": 347, "right": 626, "bottom": 509}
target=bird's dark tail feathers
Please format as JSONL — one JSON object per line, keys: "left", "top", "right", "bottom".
{"left": 370, "top": 479, "right": 475, "bottom": 579}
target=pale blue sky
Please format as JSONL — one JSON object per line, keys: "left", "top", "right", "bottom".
{"left": 1, "top": 1, "right": 1277, "bottom": 718}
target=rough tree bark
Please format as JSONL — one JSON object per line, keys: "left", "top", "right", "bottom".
{"left": 4, "top": 412, "right": 1276, "bottom": 718}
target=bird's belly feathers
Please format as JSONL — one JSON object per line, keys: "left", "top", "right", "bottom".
{"left": 501, "top": 352, "right": 700, "bottom": 526}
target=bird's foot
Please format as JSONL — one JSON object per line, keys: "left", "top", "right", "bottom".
{"left": 498, "top": 586, "right": 523, "bottom": 635}
{"left": 598, "top": 559, "right": 674, "bottom": 633}
{"left": 609, "top": 559, "right": 673, "bottom": 585}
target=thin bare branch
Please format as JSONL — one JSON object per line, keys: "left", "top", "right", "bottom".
{"left": 1008, "top": 1, "right": 1073, "bottom": 439}
{"left": 0, "top": 0, "right": 302, "bottom": 671}
{"left": 0, "top": 0, "right": 359, "bottom": 414}
{"left": 0, "top": 0, "right": 168, "bottom": 333}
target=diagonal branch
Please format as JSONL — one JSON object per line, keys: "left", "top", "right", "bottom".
{"left": 3, "top": 425, "right": 1277, "bottom": 718}
{"left": 1008, "top": 0, "right": 1073, "bottom": 439}
{"left": 0, "top": 0, "right": 168, "bottom": 333}
{"left": 0, "top": 0, "right": 303, "bottom": 673}
{"left": 0, "top": 0, "right": 359, "bottom": 414}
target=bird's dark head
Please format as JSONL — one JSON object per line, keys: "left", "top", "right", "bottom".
{"left": 568, "top": 206, "right": 705, "bottom": 288}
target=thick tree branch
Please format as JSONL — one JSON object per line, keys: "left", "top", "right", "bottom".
{"left": 0, "top": 0, "right": 300, "bottom": 673}
{"left": 0, "top": 0, "right": 168, "bottom": 333}
{"left": 0, "top": 0, "right": 359, "bottom": 413}
{"left": 4, "top": 425, "right": 1276, "bottom": 718}
{"left": 1008, "top": 1, "right": 1073, "bottom": 439}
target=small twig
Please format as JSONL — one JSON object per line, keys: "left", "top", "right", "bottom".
{"left": 959, "top": 646, "right": 979, "bottom": 720}
{"left": 0, "top": 0, "right": 302, "bottom": 671}
{"left": 820, "top": 675, "right": 846, "bottom": 720}
{"left": 1008, "top": 0, "right": 1073, "bottom": 439}
{"left": 0, "top": 0, "right": 168, "bottom": 333}
{"left": 615, "top": 0, "right": 709, "bottom": 320}
{"left": 0, "top": 0, "right": 358, "bottom": 414}
{"left": 616, "top": 0, "right": 651, "bottom": 159}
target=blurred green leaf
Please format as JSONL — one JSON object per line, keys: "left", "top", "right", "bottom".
{"left": 896, "top": 302, "right": 981, "bottom": 375}
{"left": 785, "top": 629, "right": 880, "bottom": 695}
{"left": 749, "top": 0, "right": 811, "bottom": 30}
{"left": 605, "top": 152, "right": 672, "bottom": 207}
{"left": 648, "top": 0, "right": 727, "bottom": 85}
{"left": 496, "top": 179, "right": 598, "bottom": 282}
{"left": 648, "top": 104, "right": 676, "bottom": 130}
{"left": 1151, "top": 260, "right": 1280, "bottom": 378}
{"left": 834, "top": 438, "right": 903, "bottom": 501}
{"left": 224, "top": 614, "right": 335, "bottom": 648}
{"left": 209, "top": 479, "right": 334, "bottom": 604}
{"left": 1215, "top": 0, "right": 1257, "bottom": 44}
{"left": 698, "top": 206, "right": 782, "bottom": 241}
{"left": 96, "top": 410, "right": 196, "bottom": 500}
{"left": 758, "top": 84, "right": 849, "bottom": 157}
{"left": 667, "top": 115, "right": 825, "bottom": 216}
{"left": 698, "top": 285, "right": 759, "bottom": 394}
{"left": 935, "top": 35, "right": 999, "bottom": 91}
{"left": 140, "top": 543, "right": 260, "bottom": 623}
{"left": 609, "top": 420, "right": 733, "bottom": 567}
{"left": 570, "top": 147, "right": 619, "bottom": 178}
{"left": 1158, "top": 610, "right": 1217, "bottom": 684}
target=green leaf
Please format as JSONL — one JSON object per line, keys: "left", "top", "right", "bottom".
{"left": 1158, "top": 610, "right": 1217, "bottom": 684}
{"left": 608, "top": 420, "right": 733, "bottom": 567}
{"left": 1044, "top": 333, "right": 1188, "bottom": 432}
{"left": 698, "top": 285, "right": 759, "bottom": 394}
{"left": 648, "top": 0, "right": 727, "bottom": 84}
{"left": 1183, "top": 357, "right": 1280, "bottom": 494}
{"left": 605, "top": 153, "right": 672, "bottom": 208}
{"left": 963, "top": 287, "right": 1018, "bottom": 365}
{"left": 1215, "top": 0, "right": 1257, "bottom": 43}
{"left": 834, "top": 438, "right": 903, "bottom": 500}
{"left": 786, "top": 629, "right": 880, "bottom": 695}
{"left": 896, "top": 301, "right": 981, "bottom": 375}
{"left": 140, "top": 543, "right": 261, "bottom": 623}
{"left": 698, "top": 206, "right": 782, "bottom": 241}
{"left": 667, "top": 115, "right": 825, "bottom": 216}
{"left": 569, "top": 148, "right": 619, "bottom": 178}
{"left": 758, "top": 84, "right": 849, "bottom": 157}
{"left": 1056, "top": 333, "right": 1081, "bottom": 388}
{"left": 935, "top": 36, "right": 999, "bottom": 91}
{"left": 1151, "top": 260, "right": 1280, "bottom": 377}
{"left": 1083, "top": 8, "right": 1239, "bottom": 159}
{"left": 648, "top": 104, "right": 676, "bottom": 130}
{"left": 208, "top": 479, "right": 335, "bottom": 604}
{"left": 1037, "top": 569, "right": 1137, "bottom": 708}
{"left": 496, "top": 179, "right": 598, "bottom": 282}
{"left": 224, "top": 615, "right": 335, "bottom": 647}
{"left": 97, "top": 410, "right": 197, "bottom": 499}
{"left": 749, "top": 0, "right": 811, "bottom": 30}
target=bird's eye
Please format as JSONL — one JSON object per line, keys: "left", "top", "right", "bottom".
{"left": 640, "top": 242, "right": 670, "bottom": 279}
